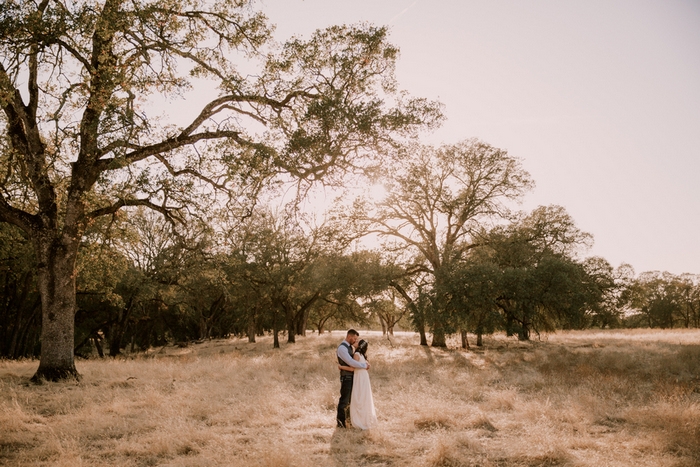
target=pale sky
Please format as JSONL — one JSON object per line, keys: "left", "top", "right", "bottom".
{"left": 259, "top": 0, "right": 700, "bottom": 275}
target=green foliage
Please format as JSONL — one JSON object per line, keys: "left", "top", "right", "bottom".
{"left": 439, "top": 260, "right": 502, "bottom": 339}
{"left": 0, "top": 0, "right": 441, "bottom": 373}
{"left": 436, "top": 206, "right": 612, "bottom": 341}
{"left": 2, "top": 0, "right": 699, "bottom": 363}
{"left": 0, "top": 223, "right": 41, "bottom": 358}
{"left": 627, "top": 271, "right": 700, "bottom": 329}
{"left": 582, "top": 258, "right": 632, "bottom": 329}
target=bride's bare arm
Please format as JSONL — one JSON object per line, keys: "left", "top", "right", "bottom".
{"left": 353, "top": 352, "right": 370, "bottom": 369}
{"left": 338, "top": 365, "right": 354, "bottom": 371}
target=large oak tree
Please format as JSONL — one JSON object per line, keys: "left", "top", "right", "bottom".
{"left": 345, "top": 139, "right": 534, "bottom": 346}
{"left": 0, "top": 0, "right": 440, "bottom": 380}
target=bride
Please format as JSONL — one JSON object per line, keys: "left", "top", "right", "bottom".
{"left": 338, "top": 339, "right": 377, "bottom": 430}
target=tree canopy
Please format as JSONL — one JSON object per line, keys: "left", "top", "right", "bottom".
{"left": 0, "top": 0, "right": 440, "bottom": 380}
{"left": 343, "top": 139, "right": 534, "bottom": 346}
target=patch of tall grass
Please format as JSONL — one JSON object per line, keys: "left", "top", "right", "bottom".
{"left": 1, "top": 329, "right": 698, "bottom": 466}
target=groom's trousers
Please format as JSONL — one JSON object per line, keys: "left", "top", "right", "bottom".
{"left": 336, "top": 374, "right": 353, "bottom": 427}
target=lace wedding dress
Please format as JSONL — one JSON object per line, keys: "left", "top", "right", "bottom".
{"left": 350, "top": 354, "right": 377, "bottom": 429}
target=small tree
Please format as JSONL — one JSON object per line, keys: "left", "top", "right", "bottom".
{"left": 676, "top": 274, "right": 700, "bottom": 329}
{"left": 582, "top": 257, "right": 630, "bottom": 329}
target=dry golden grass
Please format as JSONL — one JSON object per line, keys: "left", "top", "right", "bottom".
{"left": 1, "top": 329, "right": 699, "bottom": 467}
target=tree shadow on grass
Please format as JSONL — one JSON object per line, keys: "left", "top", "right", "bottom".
{"left": 449, "top": 349, "right": 478, "bottom": 369}
{"left": 330, "top": 427, "right": 373, "bottom": 466}
{"left": 421, "top": 345, "right": 434, "bottom": 364}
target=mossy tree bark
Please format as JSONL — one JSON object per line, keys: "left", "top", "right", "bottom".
{"left": 32, "top": 233, "right": 82, "bottom": 381}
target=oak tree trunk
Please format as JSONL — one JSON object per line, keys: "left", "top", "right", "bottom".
{"left": 109, "top": 298, "right": 134, "bottom": 357}
{"left": 518, "top": 322, "right": 530, "bottom": 341}
{"left": 295, "top": 307, "right": 309, "bottom": 337}
{"left": 273, "top": 321, "right": 280, "bottom": 349}
{"left": 286, "top": 316, "right": 296, "bottom": 344}
{"left": 379, "top": 315, "right": 387, "bottom": 335}
{"left": 94, "top": 336, "right": 105, "bottom": 358}
{"left": 431, "top": 330, "right": 447, "bottom": 347}
{"left": 109, "top": 325, "right": 124, "bottom": 357}
{"left": 418, "top": 323, "right": 428, "bottom": 346}
{"left": 31, "top": 236, "right": 80, "bottom": 382}
{"left": 460, "top": 330, "right": 469, "bottom": 349}
{"left": 247, "top": 322, "right": 256, "bottom": 343}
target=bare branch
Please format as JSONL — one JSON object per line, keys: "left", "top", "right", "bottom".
{"left": 0, "top": 63, "right": 56, "bottom": 222}
{"left": 153, "top": 154, "right": 228, "bottom": 192}
{"left": 86, "top": 197, "right": 183, "bottom": 224}
{"left": 53, "top": 38, "right": 93, "bottom": 71}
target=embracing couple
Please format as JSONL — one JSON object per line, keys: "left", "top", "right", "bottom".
{"left": 336, "top": 329, "right": 378, "bottom": 430}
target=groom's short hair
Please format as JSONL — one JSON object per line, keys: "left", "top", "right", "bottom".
{"left": 347, "top": 329, "right": 360, "bottom": 337}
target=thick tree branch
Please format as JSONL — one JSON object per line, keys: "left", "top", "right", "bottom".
{"left": 0, "top": 63, "right": 56, "bottom": 225}
{"left": 53, "top": 38, "right": 93, "bottom": 71}
{"left": 86, "top": 198, "right": 183, "bottom": 224}
{"left": 389, "top": 280, "right": 421, "bottom": 315}
{"left": 27, "top": 52, "right": 40, "bottom": 121}
{"left": 178, "top": 90, "right": 317, "bottom": 138}
{"left": 96, "top": 130, "right": 258, "bottom": 170}
{"left": 77, "top": 0, "right": 122, "bottom": 167}
{"left": 28, "top": 0, "right": 52, "bottom": 121}
{"left": 0, "top": 195, "right": 40, "bottom": 234}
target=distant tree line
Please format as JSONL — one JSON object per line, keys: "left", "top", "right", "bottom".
{"left": 2, "top": 195, "right": 698, "bottom": 359}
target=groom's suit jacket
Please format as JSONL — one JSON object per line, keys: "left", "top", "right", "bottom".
{"left": 338, "top": 342, "right": 355, "bottom": 377}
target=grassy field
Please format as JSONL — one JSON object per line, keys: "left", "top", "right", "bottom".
{"left": 1, "top": 329, "right": 699, "bottom": 467}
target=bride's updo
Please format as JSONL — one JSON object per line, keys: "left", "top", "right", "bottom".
{"left": 357, "top": 339, "right": 368, "bottom": 358}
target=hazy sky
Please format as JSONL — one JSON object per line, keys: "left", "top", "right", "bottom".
{"left": 258, "top": 0, "right": 700, "bottom": 275}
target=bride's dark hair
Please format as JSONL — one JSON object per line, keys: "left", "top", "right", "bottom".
{"left": 357, "top": 339, "right": 368, "bottom": 359}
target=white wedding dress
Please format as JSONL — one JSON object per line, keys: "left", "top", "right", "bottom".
{"left": 350, "top": 354, "right": 378, "bottom": 430}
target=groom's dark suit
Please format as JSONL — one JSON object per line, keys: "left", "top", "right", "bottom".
{"left": 336, "top": 341, "right": 354, "bottom": 427}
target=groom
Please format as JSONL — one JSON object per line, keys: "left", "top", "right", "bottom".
{"left": 336, "top": 329, "right": 370, "bottom": 428}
